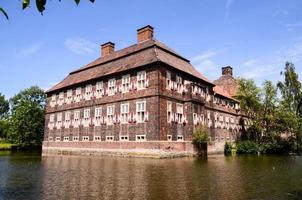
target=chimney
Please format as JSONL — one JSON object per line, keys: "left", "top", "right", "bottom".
{"left": 137, "top": 25, "right": 154, "bottom": 43}
{"left": 222, "top": 66, "right": 233, "bottom": 76}
{"left": 101, "top": 42, "right": 115, "bottom": 57}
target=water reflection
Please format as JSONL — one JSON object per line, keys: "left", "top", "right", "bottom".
{"left": 1, "top": 153, "right": 302, "bottom": 200}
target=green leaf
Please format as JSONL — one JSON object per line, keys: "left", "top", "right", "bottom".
{"left": 0, "top": 7, "right": 9, "bottom": 20}
{"left": 36, "top": 0, "right": 46, "bottom": 14}
{"left": 23, "top": 0, "right": 30, "bottom": 10}
{"left": 75, "top": 0, "right": 80, "bottom": 5}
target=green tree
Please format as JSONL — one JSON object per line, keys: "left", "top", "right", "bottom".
{"left": 277, "top": 62, "right": 302, "bottom": 114}
{"left": 1, "top": 0, "right": 95, "bottom": 19}
{"left": 8, "top": 86, "right": 46, "bottom": 147}
{"left": 0, "top": 93, "right": 9, "bottom": 119}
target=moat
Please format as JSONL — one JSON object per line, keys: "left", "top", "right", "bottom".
{"left": 0, "top": 152, "right": 302, "bottom": 200}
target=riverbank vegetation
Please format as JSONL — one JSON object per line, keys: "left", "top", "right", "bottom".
{"left": 226, "top": 61, "right": 302, "bottom": 155}
{"left": 0, "top": 86, "right": 46, "bottom": 150}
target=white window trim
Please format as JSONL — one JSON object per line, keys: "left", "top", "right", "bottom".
{"left": 137, "top": 71, "right": 146, "bottom": 90}
{"left": 94, "top": 135, "right": 101, "bottom": 141}
{"left": 107, "top": 105, "right": 115, "bottom": 125}
{"left": 167, "top": 135, "right": 172, "bottom": 141}
{"left": 177, "top": 135, "right": 184, "bottom": 141}
{"left": 55, "top": 137, "right": 61, "bottom": 142}
{"left": 120, "top": 103, "right": 129, "bottom": 124}
{"left": 136, "top": 101, "right": 146, "bottom": 123}
{"left": 82, "top": 136, "right": 89, "bottom": 142}
{"left": 106, "top": 136, "right": 114, "bottom": 142}
{"left": 136, "top": 134, "right": 146, "bottom": 141}
{"left": 108, "top": 78, "right": 116, "bottom": 96}
{"left": 73, "top": 136, "right": 79, "bottom": 142}
{"left": 167, "top": 101, "right": 172, "bottom": 123}
{"left": 119, "top": 135, "right": 129, "bottom": 141}
{"left": 122, "top": 74, "right": 130, "bottom": 93}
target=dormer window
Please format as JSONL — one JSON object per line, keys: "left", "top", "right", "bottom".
{"left": 137, "top": 71, "right": 146, "bottom": 90}
{"left": 108, "top": 79, "right": 116, "bottom": 96}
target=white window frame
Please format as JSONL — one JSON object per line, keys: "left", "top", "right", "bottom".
{"left": 66, "top": 89, "right": 73, "bottom": 104}
{"left": 176, "top": 103, "right": 183, "bottom": 123}
{"left": 95, "top": 107, "right": 102, "bottom": 120}
{"left": 177, "top": 135, "right": 184, "bottom": 141}
{"left": 167, "top": 101, "right": 172, "bottom": 123}
{"left": 96, "top": 81, "right": 103, "bottom": 98}
{"left": 108, "top": 78, "right": 116, "bottom": 96}
{"left": 106, "top": 136, "right": 114, "bottom": 141}
{"left": 120, "top": 103, "right": 129, "bottom": 124}
{"left": 85, "top": 84, "right": 92, "bottom": 100}
{"left": 107, "top": 105, "right": 115, "bottom": 125}
{"left": 75, "top": 87, "right": 82, "bottom": 102}
{"left": 73, "top": 136, "right": 79, "bottom": 142}
{"left": 84, "top": 109, "right": 90, "bottom": 120}
{"left": 94, "top": 135, "right": 101, "bottom": 141}
{"left": 122, "top": 74, "right": 130, "bottom": 93}
{"left": 193, "top": 113, "right": 198, "bottom": 125}
{"left": 136, "top": 101, "right": 146, "bottom": 123}
{"left": 55, "top": 137, "right": 61, "bottom": 142}
{"left": 167, "top": 135, "right": 172, "bottom": 141}
{"left": 120, "top": 135, "right": 129, "bottom": 141}
{"left": 166, "top": 71, "right": 171, "bottom": 89}
{"left": 58, "top": 92, "right": 64, "bottom": 105}
{"left": 63, "top": 136, "right": 69, "bottom": 142}
{"left": 49, "top": 114, "right": 55, "bottom": 123}
{"left": 136, "top": 135, "right": 146, "bottom": 141}
{"left": 48, "top": 137, "right": 53, "bottom": 141}
{"left": 137, "top": 71, "right": 146, "bottom": 90}
{"left": 65, "top": 112, "right": 71, "bottom": 123}
{"left": 82, "top": 136, "right": 89, "bottom": 141}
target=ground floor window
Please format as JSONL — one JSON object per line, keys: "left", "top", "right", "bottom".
{"left": 136, "top": 135, "right": 146, "bottom": 141}
{"left": 106, "top": 136, "right": 114, "bottom": 141}
{"left": 177, "top": 135, "right": 184, "bottom": 141}
{"left": 55, "top": 137, "right": 61, "bottom": 142}
{"left": 63, "top": 137, "right": 69, "bottom": 142}
{"left": 48, "top": 137, "right": 53, "bottom": 141}
{"left": 120, "top": 135, "right": 129, "bottom": 141}
{"left": 94, "top": 136, "right": 101, "bottom": 141}
{"left": 73, "top": 136, "right": 79, "bottom": 141}
{"left": 167, "top": 135, "right": 172, "bottom": 141}
{"left": 82, "top": 136, "right": 89, "bottom": 141}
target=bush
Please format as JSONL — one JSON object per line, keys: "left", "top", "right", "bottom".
{"left": 236, "top": 141, "right": 259, "bottom": 154}
{"left": 192, "top": 125, "right": 209, "bottom": 145}
{"left": 224, "top": 142, "right": 236, "bottom": 155}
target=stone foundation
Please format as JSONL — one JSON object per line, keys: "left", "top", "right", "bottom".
{"left": 42, "top": 141, "right": 225, "bottom": 158}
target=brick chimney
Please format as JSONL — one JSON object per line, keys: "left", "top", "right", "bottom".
{"left": 101, "top": 42, "right": 115, "bottom": 57}
{"left": 137, "top": 25, "right": 154, "bottom": 43}
{"left": 222, "top": 66, "right": 233, "bottom": 76}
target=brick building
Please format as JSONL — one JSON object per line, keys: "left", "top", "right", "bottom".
{"left": 42, "top": 25, "right": 243, "bottom": 156}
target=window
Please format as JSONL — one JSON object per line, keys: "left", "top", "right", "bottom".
{"left": 177, "top": 135, "right": 184, "bottom": 141}
{"left": 167, "top": 101, "right": 172, "bottom": 123}
{"left": 76, "top": 87, "right": 82, "bottom": 102}
{"left": 120, "top": 135, "right": 129, "bottom": 141}
{"left": 122, "top": 75, "right": 130, "bottom": 93}
{"left": 96, "top": 82, "right": 103, "bottom": 98}
{"left": 85, "top": 85, "right": 92, "bottom": 100}
{"left": 82, "top": 136, "right": 89, "bottom": 141}
{"left": 66, "top": 89, "right": 73, "bottom": 104}
{"left": 137, "top": 71, "right": 146, "bottom": 90}
{"left": 108, "top": 79, "right": 116, "bottom": 96}
{"left": 48, "top": 137, "right": 53, "bottom": 141}
{"left": 95, "top": 107, "right": 102, "bottom": 119}
{"left": 167, "top": 135, "right": 172, "bottom": 141}
{"left": 106, "top": 136, "right": 114, "bottom": 141}
{"left": 136, "top": 101, "right": 146, "bottom": 123}
{"left": 74, "top": 110, "right": 80, "bottom": 121}
{"left": 51, "top": 94, "right": 56, "bottom": 102}
{"left": 55, "top": 137, "right": 61, "bottom": 141}
{"left": 73, "top": 136, "right": 79, "bottom": 142}
{"left": 166, "top": 71, "right": 171, "bottom": 89}
{"left": 94, "top": 136, "right": 101, "bottom": 141}
{"left": 107, "top": 105, "right": 115, "bottom": 125}
{"left": 121, "top": 103, "right": 129, "bottom": 124}
{"left": 65, "top": 112, "right": 71, "bottom": 122}
{"left": 49, "top": 114, "right": 55, "bottom": 123}
{"left": 136, "top": 135, "right": 146, "bottom": 141}
{"left": 84, "top": 109, "right": 90, "bottom": 120}
{"left": 193, "top": 113, "right": 198, "bottom": 125}
{"left": 64, "top": 137, "right": 69, "bottom": 142}
{"left": 57, "top": 113, "right": 62, "bottom": 123}
{"left": 58, "top": 92, "right": 64, "bottom": 105}
{"left": 176, "top": 103, "right": 183, "bottom": 123}
{"left": 176, "top": 75, "right": 182, "bottom": 84}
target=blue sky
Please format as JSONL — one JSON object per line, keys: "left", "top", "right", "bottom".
{"left": 1, "top": 0, "right": 302, "bottom": 98}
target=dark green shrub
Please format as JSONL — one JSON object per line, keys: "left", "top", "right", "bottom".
{"left": 192, "top": 125, "right": 209, "bottom": 145}
{"left": 236, "top": 141, "right": 259, "bottom": 154}
{"left": 224, "top": 142, "right": 233, "bottom": 155}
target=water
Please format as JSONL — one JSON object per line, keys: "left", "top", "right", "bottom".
{"left": 0, "top": 151, "right": 302, "bottom": 200}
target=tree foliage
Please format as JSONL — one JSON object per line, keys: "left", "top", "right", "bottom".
{"left": 1, "top": 0, "right": 95, "bottom": 19}
{"left": 0, "top": 93, "right": 9, "bottom": 119}
{"left": 8, "top": 86, "right": 46, "bottom": 147}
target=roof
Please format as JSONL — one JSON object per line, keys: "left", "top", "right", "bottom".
{"left": 213, "top": 85, "right": 239, "bottom": 102}
{"left": 47, "top": 39, "right": 213, "bottom": 93}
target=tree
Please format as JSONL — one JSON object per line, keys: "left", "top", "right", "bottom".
{"left": 1, "top": 0, "right": 95, "bottom": 20}
{"left": 0, "top": 93, "right": 9, "bottom": 119}
{"left": 277, "top": 62, "right": 302, "bottom": 114}
{"left": 8, "top": 86, "right": 46, "bottom": 147}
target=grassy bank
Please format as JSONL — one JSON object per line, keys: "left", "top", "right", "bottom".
{"left": 0, "top": 142, "right": 15, "bottom": 150}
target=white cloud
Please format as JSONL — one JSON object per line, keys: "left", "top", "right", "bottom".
{"left": 16, "top": 42, "right": 43, "bottom": 58}
{"left": 191, "top": 51, "right": 217, "bottom": 62}
{"left": 225, "top": 0, "right": 234, "bottom": 18}
{"left": 285, "top": 22, "right": 302, "bottom": 31}
{"left": 243, "top": 59, "right": 257, "bottom": 67}
{"left": 240, "top": 63, "right": 280, "bottom": 79}
{"left": 64, "top": 38, "right": 97, "bottom": 55}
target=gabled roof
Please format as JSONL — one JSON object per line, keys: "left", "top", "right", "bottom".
{"left": 46, "top": 39, "right": 213, "bottom": 93}
{"left": 213, "top": 85, "right": 239, "bottom": 102}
